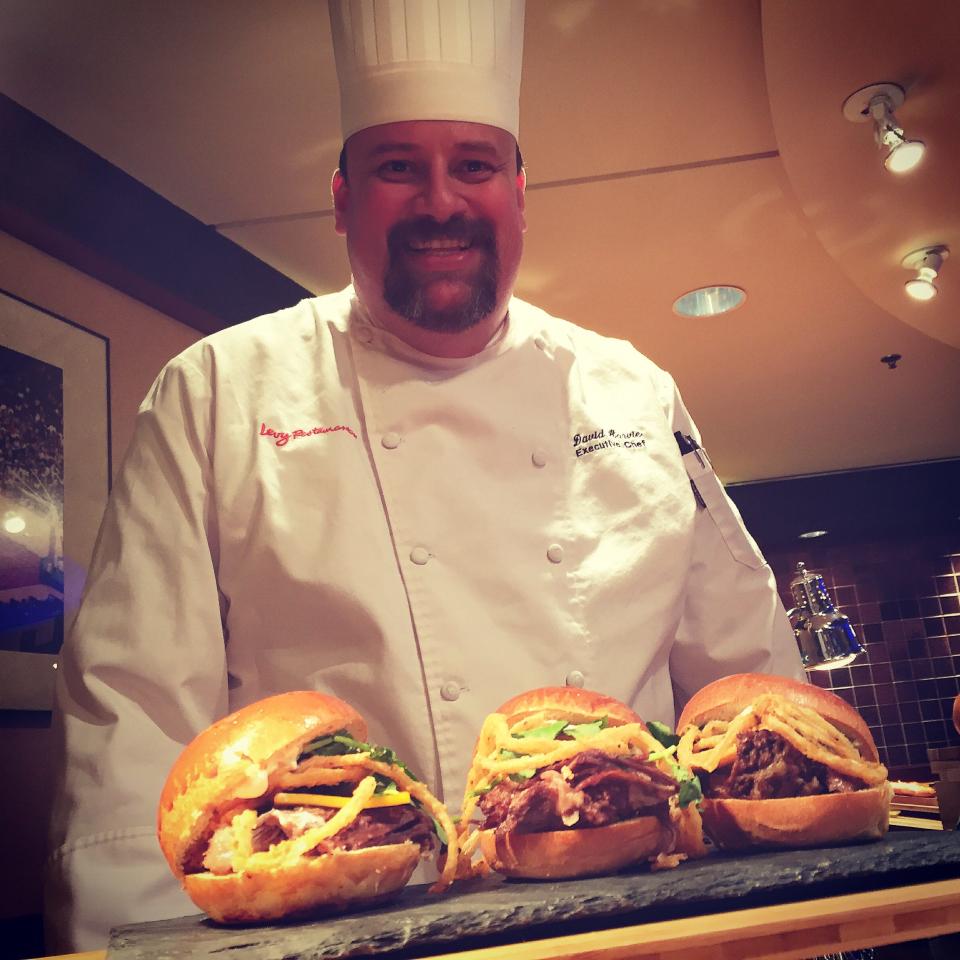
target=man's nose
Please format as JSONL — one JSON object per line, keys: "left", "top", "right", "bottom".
{"left": 415, "top": 170, "right": 467, "bottom": 221}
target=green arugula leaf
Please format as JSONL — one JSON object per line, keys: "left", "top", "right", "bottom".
{"left": 564, "top": 718, "right": 608, "bottom": 740}
{"left": 296, "top": 729, "right": 419, "bottom": 781}
{"left": 513, "top": 720, "right": 567, "bottom": 741}
{"left": 670, "top": 761, "right": 703, "bottom": 808}
{"left": 646, "top": 720, "right": 680, "bottom": 749}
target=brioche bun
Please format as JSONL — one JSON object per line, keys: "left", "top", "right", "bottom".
{"left": 479, "top": 816, "right": 665, "bottom": 879}
{"left": 496, "top": 685, "right": 644, "bottom": 729}
{"left": 700, "top": 782, "right": 893, "bottom": 851}
{"left": 158, "top": 691, "right": 429, "bottom": 922}
{"left": 183, "top": 843, "right": 421, "bottom": 923}
{"left": 677, "top": 673, "right": 879, "bottom": 763}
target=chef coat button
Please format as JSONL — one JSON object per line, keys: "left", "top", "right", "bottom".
{"left": 440, "top": 681, "right": 461, "bottom": 702}
{"left": 547, "top": 544, "right": 564, "bottom": 564}
{"left": 534, "top": 336, "right": 547, "bottom": 350}
{"left": 354, "top": 326, "right": 373, "bottom": 344}
{"left": 532, "top": 448, "right": 548, "bottom": 468}
{"left": 410, "top": 546, "right": 430, "bottom": 565}
{"left": 382, "top": 432, "right": 401, "bottom": 450}
{"left": 565, "top": 670, "right": 585, "bottom": 688}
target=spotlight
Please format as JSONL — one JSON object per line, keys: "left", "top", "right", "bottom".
{"left": 902, "top": 246, "right": 948, "bottom": 301}
{"left": 842, "top": 82, "right": 925, "bottom": 174}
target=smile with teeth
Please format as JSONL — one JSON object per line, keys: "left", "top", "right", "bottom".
{"left": 407, "top": 238, "right": 473, "bottom": 253}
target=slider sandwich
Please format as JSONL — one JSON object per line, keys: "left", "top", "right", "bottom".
{"left": 676, "top": 673, "right": 892, "bottom": 850}
{"left": 157, "top": 691, "right": 458, "bottom": 923}
{"left": 458, "top": 686, "right": 706, "bottom": 879}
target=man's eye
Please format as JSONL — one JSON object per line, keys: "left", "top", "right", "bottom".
{"left": 377, "top": 160, "right": 414, "bottom": 180}
{"left": 458, "top": 159, "right": 497, "bottom": 181}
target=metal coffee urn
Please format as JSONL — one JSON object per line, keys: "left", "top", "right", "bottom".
{"left": 787, "top": 562, "right": 863, "bottom": 671}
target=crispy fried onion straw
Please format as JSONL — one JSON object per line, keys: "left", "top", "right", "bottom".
{"left": 676, "top": 695, "right": 887, "bottom": 785}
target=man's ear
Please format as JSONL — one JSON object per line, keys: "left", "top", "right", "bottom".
{"left": 332, "top": 169, "right": 349, "bottom": 236}
{"left": 516, "top": 167, "right": 527, "bottom": 232}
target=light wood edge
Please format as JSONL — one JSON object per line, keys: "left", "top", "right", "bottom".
{"left": 32, "top": 952, "right": 106, "bottom": 960}
{"left": 424, "top": 879, "right": 960, "bottom": 960}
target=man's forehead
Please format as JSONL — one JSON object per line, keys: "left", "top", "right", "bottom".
{"left": 347, "top": 120, "right": 515, "bottom": 156}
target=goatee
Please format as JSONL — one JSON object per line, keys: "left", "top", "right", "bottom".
{"left": 383, "top": 215, "right": 499, "bottom": 333}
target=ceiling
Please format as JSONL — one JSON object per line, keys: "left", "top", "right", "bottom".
{"left": 1, "top": 0, "right": 958, "bottom": 483}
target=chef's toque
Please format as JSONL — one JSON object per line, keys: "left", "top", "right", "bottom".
{"left": 328, "top": 0, "right": 525, "bottom": 140}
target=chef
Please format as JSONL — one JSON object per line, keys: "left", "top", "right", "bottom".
{"left": 45, "top": 0, "right": 803, "bottom": 951}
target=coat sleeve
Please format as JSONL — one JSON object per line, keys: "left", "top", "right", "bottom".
{"left": 664, "top": 379, "right": 805, "bottom": 717}
{"left": 45, "top": 354, "right": 229, "bottom": 952}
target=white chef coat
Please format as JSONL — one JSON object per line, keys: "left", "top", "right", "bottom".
{"left": 45, "top": 287, "right": 802, "bottom": 951}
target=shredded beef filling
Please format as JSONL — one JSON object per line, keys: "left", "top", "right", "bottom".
{"left": 255, "top": 802, "right": 437, "bottom": 857}
{"left": 197, "top": 800, "right": 436, "bottom": 875}
{"left": 703, "top": 729, "right": 864, "bottom": 800}
{"left": 477, "top": 748, "right": 677, "bottom": 837}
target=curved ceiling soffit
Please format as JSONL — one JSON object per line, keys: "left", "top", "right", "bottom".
{"left": 760, "top": 0, "right": 960, "bottom": 350}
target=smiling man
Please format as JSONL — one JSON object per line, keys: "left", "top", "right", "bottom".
{"left": 46, "top": 0, "right": 803, "bottom": 951}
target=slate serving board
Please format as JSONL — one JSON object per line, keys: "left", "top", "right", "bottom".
{"left": 108, "top": 831, "right": 960, "bottom": 960}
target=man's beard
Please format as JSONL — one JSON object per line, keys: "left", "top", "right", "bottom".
{"left": 383, "top": 215, "right": 499, "bottom": 333}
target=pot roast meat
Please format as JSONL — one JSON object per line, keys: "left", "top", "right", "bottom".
{"left": 704, "top": 729, "right": 864, "bottom": 800}
{"left": 478, "top": 748, "right": 677, "bottom": 835}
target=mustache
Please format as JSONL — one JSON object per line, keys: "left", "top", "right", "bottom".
{"left": 386, "top": 214, "right": 496, "bottom": 253}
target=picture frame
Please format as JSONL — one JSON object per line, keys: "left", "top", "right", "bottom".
{"left": 0, "top": 289, "right": 110, "bottom": 712}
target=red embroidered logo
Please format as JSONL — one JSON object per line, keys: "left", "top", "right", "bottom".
{"left": 259, "top": 422, "right": 358, "bottom": 447}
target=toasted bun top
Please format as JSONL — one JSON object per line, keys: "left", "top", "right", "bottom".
{"left": 158, "top": 691, "right": 366, "bottom": 877}
{"left": 495, "top": 686, "right": 644, "bottom": 729}
{"left": 677, "top": 673, "right": 878, "bottom": 763}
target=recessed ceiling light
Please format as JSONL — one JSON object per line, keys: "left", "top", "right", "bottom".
{"left": 672, "top": 286, "right": 746, "bottom": 318}
{"left": 798, "top": 529, "right": 829, "bottom": 540}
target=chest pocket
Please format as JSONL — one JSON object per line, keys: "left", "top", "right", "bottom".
{"left": 676, "top": 434, "right": 766, "bottom": 570}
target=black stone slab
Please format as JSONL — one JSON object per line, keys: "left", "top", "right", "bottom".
{"left": 108, "top": 831, "right": 960, "bottom": 960}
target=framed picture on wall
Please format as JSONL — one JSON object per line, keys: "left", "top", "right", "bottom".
{"left": 0, "top": 289, "right": 110, "bottom": 712}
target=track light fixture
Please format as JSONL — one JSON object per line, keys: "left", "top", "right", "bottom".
{"left": 842, "top": 82, "right": 926, "bottom": 174}
{"left": 902, "top": 246, "right": 948, "bottom": 301}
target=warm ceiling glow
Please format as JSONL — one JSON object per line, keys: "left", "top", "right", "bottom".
{"left": 3, "top": 514, "right": 27, "bottom": 534}
{"left": 672, "top": 286, "right": 745, "bottom": 318}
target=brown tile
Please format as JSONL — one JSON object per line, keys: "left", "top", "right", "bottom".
{"left": 860, "top": 602, "right": 881, "bottom": 624}
{"left": 920, "top": 597, "right": 942, "bottom": 617}
{"left": 870, "top": 661, "right": 893, "bottom": 683}
{"left": 932, "top": 655, "right": 956, "bottom": 676}
{"left": 902, "top": 618, "right": 925, "bottom": 641}
{"left": 915, "top": 679, "right": 939, "bottom": 700}
{"left": 923, "top": 719, "right": 948, "bottom": 742}
{"left": 882, "top": 620, "right": 905, "bottom": 642}
{"left": 902, "top": 721, "right": 924, "bottom": 745}
{"left": 884, "top": 744, "right": 908, "bottom": 766}
{"left": 942, "top": 594, "right": 960, "bottom": 615}
{"left": 899, "top": 700, "right": 921, "bottom": 722}
{"left": 920, "top": 699, "right": 945, "bottom": 721}
{"left": 928, "top": 637, "right": 952, "bottom": 658}
{"left": 874, "top": 683, "right": 897, "bottom": 705}
{"left": 892, "top": 679, "right": 918, "bottom": 701}
{"left": 912, "top": 658, "right": 934, "bottom": 679}
{"left": 882, "top": 724, "right": 905, "bottom": 745}
{"left": 853, "top": 685, "right": 877, "bottom": 708}
{"left": 859, "top": 704, "right": 880, "bottom": 725}
{"left": 945, "top": 614, "right": 960, "bottom": 636}
{"left": 937, "top": 575, "right": 959, "bottom": 596}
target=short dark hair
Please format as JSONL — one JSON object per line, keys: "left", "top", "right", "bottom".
{"left": 337, "top": 142, "right": 524, "bottom": 183}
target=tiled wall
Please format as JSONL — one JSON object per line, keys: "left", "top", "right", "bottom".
{"left": 764, "top": 533, "right": 960, "bottom": 782}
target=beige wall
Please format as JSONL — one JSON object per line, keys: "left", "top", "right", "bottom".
{"left": 0, "top": 230, "right": 202, "bottom": 922}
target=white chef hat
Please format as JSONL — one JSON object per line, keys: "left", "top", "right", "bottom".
{"left": 328, "top": 0, "right": 525, "bottom": 141}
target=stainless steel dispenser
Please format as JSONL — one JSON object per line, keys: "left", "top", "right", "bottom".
{"left": 787, "top": 562, "right": 863, "bottom": 671}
